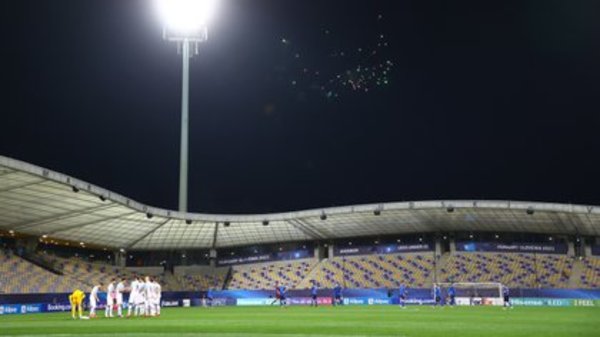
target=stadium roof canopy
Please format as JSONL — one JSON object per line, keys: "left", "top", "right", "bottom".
{"left": 1, "top": 155, "right": 599, "bottom": 250}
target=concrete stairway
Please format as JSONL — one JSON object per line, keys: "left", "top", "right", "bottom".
{"left": 567, "top": 258, "right": 584, "bottom": 288}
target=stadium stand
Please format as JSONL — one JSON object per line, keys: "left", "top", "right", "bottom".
{"left": 173, "top": 266, "right": 229, "bottom": 290}
{"left": 42, "top": 255, "right": 179, "bottom": 291}
{"left": 0, "top": 250, "right": 87, "bottom": 293}
{"left": 4, "top": 248, "right": 600, "bottom": 294}
{"left": 176, "top": 273, "right": 226, "bottom": 290}
{"left": 579, "top": 256, "right": 600, "bottom": 288}
{"left": 228, "top": 258, "right": 318, "bottom": 290}
{"left": 439, "top": 252, "right": 573, "bottom": 288}
{"left": 299, "top": 253, "right": 435, "bottom": 289}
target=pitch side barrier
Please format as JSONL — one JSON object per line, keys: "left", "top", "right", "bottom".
{"left": 2, "top": 289, "right": 600, "bottom": 315}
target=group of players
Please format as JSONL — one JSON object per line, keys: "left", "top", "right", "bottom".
{"left": 269, "top": 281, "right": 512, "bottom": 309}
{"left": 70, "top": 279, "right": 511, "bottom": 317}
{"left": 69, "top": 276, "right": 162, "bottom": 320}
{"left": 270, "top": 281, "right": 344, "bottom": 307}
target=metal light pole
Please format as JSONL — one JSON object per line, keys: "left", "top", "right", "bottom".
{"left": 178, "top": 39, "right": 190, "bottom": 212}
{"left": 163, "top": 28, "right": 207, "bottom": 213}
{"left": 156, "top": 0, "right": 216, "bottom": 212}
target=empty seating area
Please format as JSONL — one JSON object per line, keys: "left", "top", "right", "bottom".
{"left": 36, "top": 255, "right": 178, "bottom": 291}
{"left": 440, "top": 253, "right": 573, "bottom": 288}
{"left": 300, "top": 253, "right": 434, "bottom": 289}
{"left": 579, "top": 257, "right": 600, "bottom": 288}
{"left": 0, "top": 251, "right": 87, "bottom": 293}
{"left": 228, "top": 258, "right": 318, "bottom": 290}
{"left": 177, "top": 272, "right": 226, "bottom": 291}
{"left": 46, "top": 256, "right": 135, "bottom": 289}
{"left": 2, "top": 249, "right": 596, "bottom": 294}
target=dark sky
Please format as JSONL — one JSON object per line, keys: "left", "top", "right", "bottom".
{"left": 1, "top": 0, "right": 600, "bottom": 214}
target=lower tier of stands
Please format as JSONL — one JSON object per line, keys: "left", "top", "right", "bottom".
{"left": 1, "top": 250, "right": 599, "bottom": 294}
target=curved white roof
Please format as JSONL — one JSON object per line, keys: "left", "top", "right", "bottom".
{"left": 0, "top": 155, "right": 599, "bottom": 250}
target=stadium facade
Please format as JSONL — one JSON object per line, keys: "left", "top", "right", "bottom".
{"left": 1, "top": 155, "right": 600, "bottom": 312}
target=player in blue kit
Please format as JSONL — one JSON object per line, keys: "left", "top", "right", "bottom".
{"left": 205, "top": 288, "right": 214, "bottom": 307}
{"left": 433, "top": 284, "right": 442, "bottom": 307}
{"left": 447, "top": 284, "right": 456, "bottom": 306}
{"left": 333, "top": 284, "right": 343, "bottom": 306}
{"left": 278, "top": 284, "right": 288, "bottom": 307}
{"left": 503, "top": 285, "right": 512, "bottom": 309}
{"left": 398, "top": 284, "right": 407, "bottom": 308}
{"left": 310, "top": 280, "right": 318, "bottom": 307}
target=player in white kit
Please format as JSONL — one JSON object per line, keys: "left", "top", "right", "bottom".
{"left": 145, "top": 276, "right": 155, "bottom": 317}
{"left": 134, "top": 276, "right": 146, "bottom": 316}
{"left": 155, "top": 279, "right": 162, "bottom": 316}
{"left": 89, "top": 283, "right": 102, "bottom": 318}
{"left": 115, "top": 278, "right": 126, "bottom": 317}
{"left": 127, "top": 276, "right": 138, "bottom": 318}
{"left": 105, "top": 279, "right": 116, "bottom": 318}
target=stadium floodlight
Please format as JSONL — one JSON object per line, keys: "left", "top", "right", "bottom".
{"left": 156, "top": 0, "right": 217, "bottom": 37}
{"left": 154, "top": 0, "right": 219, "bottom": 212}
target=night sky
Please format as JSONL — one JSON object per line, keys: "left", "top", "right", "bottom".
{"left": 1, "top": 0, "right": 599, "bottom": 214}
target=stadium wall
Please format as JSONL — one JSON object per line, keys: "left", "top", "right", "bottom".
{"left": 455, "top": 241, "right": 568, "bottom": 254}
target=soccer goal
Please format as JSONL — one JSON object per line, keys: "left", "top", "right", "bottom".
{"left": 438, "top": 282, "right": 504, "bottom": 306}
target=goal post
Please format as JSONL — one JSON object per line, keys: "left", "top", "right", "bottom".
{"left": 437, "top": 282, "right": 504, "bottom": 306}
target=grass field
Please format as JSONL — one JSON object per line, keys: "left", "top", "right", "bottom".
{"left": 0, "top": 306, "right": 599, "bottom": 337}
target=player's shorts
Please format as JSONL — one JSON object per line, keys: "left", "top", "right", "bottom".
{"left": 90, "top": 299, "right": 97, "bottom": 308}
{"left": 275, "top": 294, "right": 281, "bottom": 299}
{"left": 435, "top": 296, "right": 441, "bottom": 303}
{"left": 280, "top": 295, "right": 286, "bottom": 301}
{"left": 399, "top": 295, "right": 406, "bottom": 300}
{"left": 312, "top": 295, "right": 317, "bottom": 300}
{"left": 116, "top": 295, "right": 123, "bottom": 305}
{"left": 335, "top": 295, "right": 341, "bottom": 300}
{"left": 504, "top": 295, "right": 510, "bottom": 302}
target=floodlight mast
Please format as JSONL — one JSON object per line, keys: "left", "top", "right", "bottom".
{"left": 163, "top": 27, "right": 208, "bottom": 212}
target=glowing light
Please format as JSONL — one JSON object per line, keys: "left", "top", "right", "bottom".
{"left": 155, "top": 0, "right": 218, "bottom": 33}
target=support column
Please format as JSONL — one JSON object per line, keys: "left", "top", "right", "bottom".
{"left": 435, "top": 237, "right": 442, "bottom": 257}
{"left": 313, "top": 245, "right": 321, "bottom": 260}
{"left": 566, "top": 237, "right": 575, "bottom": 257}
{"left": 209, "top": 249, "right": 217, "bottom": 268}
{"left": 114, "top": 251, "right": 126, "bottom": 268}
{"left": 328, "top": 243, "right": 334, "bottom": 258}
{"left": 449, "top": 238, "right": 456, "bottom": 253}
{"left": 584, "top": 241, "right": 592, "bottom": 257}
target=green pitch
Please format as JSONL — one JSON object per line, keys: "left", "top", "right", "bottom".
{"left": 0, "top": 306, "right": 599, "bottom": 337}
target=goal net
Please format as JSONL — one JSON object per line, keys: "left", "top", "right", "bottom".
{"left": 438, "top": 282, "right": 503, "bottom": 306}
